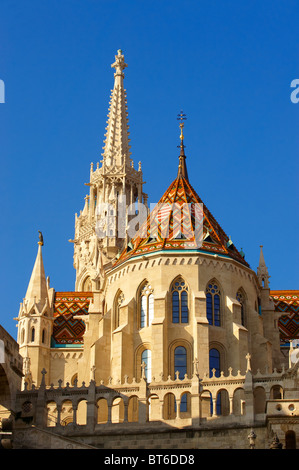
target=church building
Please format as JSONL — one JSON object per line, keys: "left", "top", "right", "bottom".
{"left": 5, "top": 50, "right": 299, "bottom": 449}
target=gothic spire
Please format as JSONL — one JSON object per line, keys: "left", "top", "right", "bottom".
{"left": 24, "top": 233, "right": 48, "bottom": 310}
{"left": 257, "top": 245, "right": 270, "bottom": 288}
{"left": 102, "top": 50, "right": 131, "bottom": 169}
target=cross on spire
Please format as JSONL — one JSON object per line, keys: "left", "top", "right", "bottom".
{"left": 176, "top": 111, "right": 188, "bottom": 181}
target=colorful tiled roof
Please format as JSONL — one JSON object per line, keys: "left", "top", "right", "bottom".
{"left": 51, "top": 292, "right": 93, "bottom": 347}
{"left": 271, "top": 290, "right": 299, "bottom": 344}
{"left": 115, "top": 164, "right": 248, "bottom": 268}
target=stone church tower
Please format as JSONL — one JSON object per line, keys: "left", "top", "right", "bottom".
{"left": 71, "top": 49, "right": 147, "bottom": 292}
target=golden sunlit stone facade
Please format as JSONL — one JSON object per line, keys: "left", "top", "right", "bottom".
{"left": 8, "top": 51, "right": 299, "bottom": 450}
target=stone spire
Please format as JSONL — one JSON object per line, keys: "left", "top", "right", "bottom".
{"left": 177, "top": 111, "right": 188, "bottom": 181}
{"left": 24, "top": 233, "right": 48, "bottom": 311}
{"left": 102, "top": 49, "right": 131, "bottom": 169}
{"left": 257, "top": 245, "right": 270, "bottom": 288}
{"left": 72, "top": 51, "right": 147, "bottom": 290}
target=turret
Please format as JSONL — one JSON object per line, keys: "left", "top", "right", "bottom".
{"left": 256, "top": 245, "right": 282, "bottom": 369}
{"left": 15, "top": 232, "right": 54, "bottom": 388}
{"left": 257, "top": 245, "right": 270, "bottom": 288}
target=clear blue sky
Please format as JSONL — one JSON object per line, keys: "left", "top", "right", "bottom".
{"left": 0, "top": 0, "right": 298, "bottom": 338}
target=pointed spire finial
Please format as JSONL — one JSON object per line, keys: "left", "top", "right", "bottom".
{"left": 111, "top": 49, "right": 128, "bottom": 78}
{"left": 38, "top": 230, "right": 44, "bottom": 246}
{"left": 177, "top": 111, "right": 188, "bottom": 180}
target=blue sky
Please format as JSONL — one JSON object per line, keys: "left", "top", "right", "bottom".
{"left": 0, "top": 0, "right": 298, "bottom": 338}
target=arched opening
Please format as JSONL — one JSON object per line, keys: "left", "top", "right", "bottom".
{"left": 254, "top": 387, "right": 266, "bottom": 414}
{"left": 174, "top": 346, "right": 187, "bottom": 379}
{"left": 141, "top": 349, "right": 152, "bottom": 382}
{"left": 179, "top": 392, "right": 191, "bottom": 417}
{"left": 82, "top": 276, "right": 92, "bottom": 292}
{"left": 46, "top": 401, "right": 57, "bottom": 427}
{"left": 216, "top": 389, "right": 230, "bottom": 416}
{"left": 42, "top": 328, "right": 46, "bottom": 344}
{"left": 206, "top": 280, "right": 221, "bottom": 326}
{"left": 209, "top": 348, "right": 221, "bottom": 377}
{"left": 285, "top": 430, "right": 296, "bottom": 449}
{"left": 77, "top": 399, "right": 87, "bottom": 425}
{"left": 60, "top": 400, "right": 73, "bottom": 426}
{"left": 236, "top": 288, "right": 247, "bottom": 327}
{"left": 169, "top": 340, "right": 192, "bottom": 380}
{"left": 128, "top": 396, "right": 139, "bottom": 422}
{"left": 233, "top": 388, "right": 246, "bottom": 416}
{"left": 171, "top": 277, "right": 189, "bottom": 324}
{"left": 20, "top": 329, "right": 25, "bottom": 344}
{"left": 270, "top": 385, "right": 283, "bottom": 399}
{"left": 71, "top": 374, "right": 78, "bottom": 386}
{"left": 30, "top": 327, "right": 35, "bottom": 343}
{"left": 209, "top": 348, "right": 221, "bottom": 414}
{"left": 138, "top": 282, "right": 154, "bottom": 329}
{"left": 200, "top": 390, "right": 212, "bottom": 418}
{"left": 97, "top": 398, "right": 108, "bottom": 424}
{"left": 111, "top": 397, "right": 124, "bottom": 423}
{"left": 163, "top": 393, "right": 176, "bottom": 420}
{"left": 148, "top": 394, "right": 160, "bottom": 421}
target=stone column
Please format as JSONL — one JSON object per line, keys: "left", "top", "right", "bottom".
{"left": 107, "top": 404, "right": 112, "bottom": 424}
{"left": 56, "top": 403, "right": 62, "bottom": 426}
{"left": 86, "top": 380, "right": 97, "bottom": 431}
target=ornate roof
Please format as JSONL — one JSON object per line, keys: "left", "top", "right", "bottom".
{"left": 51, "top": 292, "right": 93, "bottom": 347}
{"left": 114, "top": 123, "right": 248, "bottom": 268}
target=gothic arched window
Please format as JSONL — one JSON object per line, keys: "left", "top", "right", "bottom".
{"left": 174, "top": 346, "right": 187, "bottom": 379}
{"left": 209, "top": 348, "right": 220, "bottom": 377}
{"left": 31, "top": 327, "right": 35, "bottom": 343}
{"left": 139, "top": 283, "right": 154, "bottom": 329}
{"left": 171, "top": 278, "right": 189, "bottom": 324}
{"left": 42, "top": 328, "right": 46, "bottom": 344}
{"left": 206, "top": 282, "right": 221, "bottom": 326}
{"left": 236, "top": 290, "right": 246, "bottom": 326}
{"left": 141, "top": 349, "right": 152, "bottom": 382}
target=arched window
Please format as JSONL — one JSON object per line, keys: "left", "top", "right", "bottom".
{"left": 209, "top": 348, "right": 220, "bottom": 377}
{"left": 115, "top": 291, "right": 124, "bottom": 329}
{"left": 141, "top": 349, "right": 152, "bottom": 382}
{"left": 236, "top": 290, "right": 246, "bottom": 326}
{"left": 209, "top": 348, "right": 221, "bottom": 414}
{"left": 42, "top": 328, "right": 46, "bottom": 344}
{"left": 31, "top": 328, "right": 35, "bottom": 343}
{"left": 71, "top": 374, "right": 78, "bottom": 386}
{"left": 180, "top": 392, "right": 188, "bottom": 413}
{"left": 171, "top": 278, "right": 189, "bottom": 323}
{"left": 206, "top": 282, "right": 221, "bottom": 326}
{"left": 139, "top": 283, "right": 154, "bottom": 329}
{"left": 174, "top": 346, "right": 187, "bottom": 379}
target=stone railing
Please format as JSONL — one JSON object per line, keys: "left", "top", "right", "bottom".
{"left": 14, "top": 360, "right": 292, "bottom": 434}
